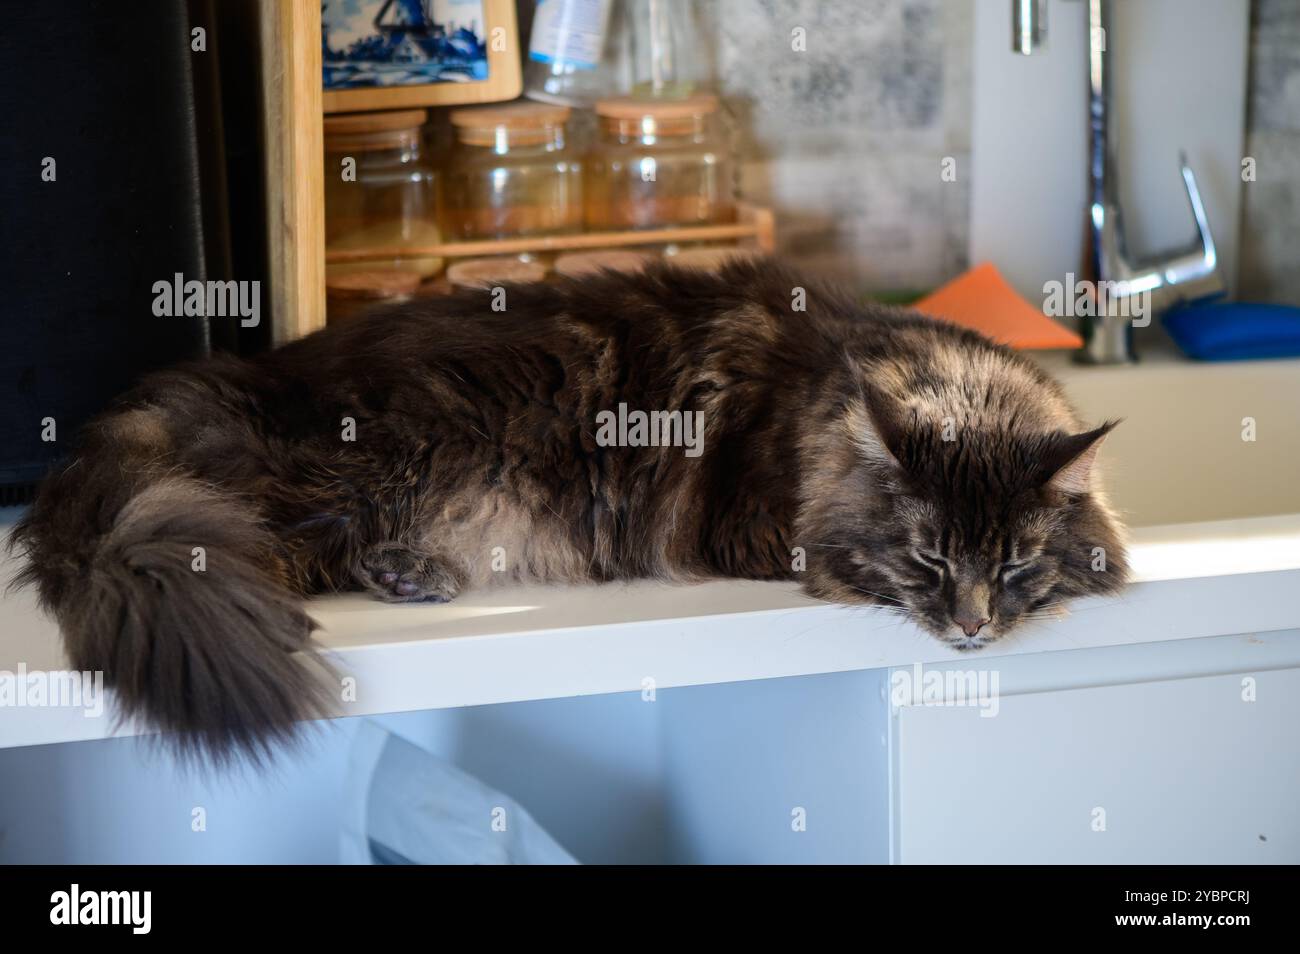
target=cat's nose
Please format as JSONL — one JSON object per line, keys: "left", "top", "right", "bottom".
{"left": 954, "top": 614, "right": 990, "bottom": 638}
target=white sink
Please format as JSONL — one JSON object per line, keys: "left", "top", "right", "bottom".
{"left": 1036, "top": 344, "right": 1300, "bottom": 528}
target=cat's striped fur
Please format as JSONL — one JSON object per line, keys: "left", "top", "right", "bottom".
{"left": 10, "top": 259, "right": 1127, "bottom": 761}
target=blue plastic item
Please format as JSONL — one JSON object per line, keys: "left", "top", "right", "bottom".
{"left": 1163, "top": 301, "right": 1300, "bottom": 361}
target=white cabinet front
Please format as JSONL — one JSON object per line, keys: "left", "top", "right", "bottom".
{"left": 892, "top": 664, "right": 1300, "bottom": 863}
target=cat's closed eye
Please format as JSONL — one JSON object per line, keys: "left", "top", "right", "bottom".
{"left": 912, "top": 549, "right": 950, "bottom": 573}
{"left": 999, "top": 560, "right": 1031, "bottom": 582}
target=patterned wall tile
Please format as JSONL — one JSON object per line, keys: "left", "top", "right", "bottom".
{"left": 693, "top": 0, "right": 970, "bottom": 289}
{"left": 703, "top": 0, "right": 947, "bottom": 157}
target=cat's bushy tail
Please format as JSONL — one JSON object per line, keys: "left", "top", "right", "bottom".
{"left": 8, "top": 413, "right": 336, "bottom": 764}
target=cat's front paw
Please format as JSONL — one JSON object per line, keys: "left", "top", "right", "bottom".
{"left": 357, "top": 543, "right": 465, "bottom": 603}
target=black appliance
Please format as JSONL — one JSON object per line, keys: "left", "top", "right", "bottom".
{"left": 0, "top": 0, "right": 233, "bottom": 504}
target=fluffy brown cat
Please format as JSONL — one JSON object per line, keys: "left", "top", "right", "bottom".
{"left": 11, "top": 259, "right": 1127, "bottom": 760}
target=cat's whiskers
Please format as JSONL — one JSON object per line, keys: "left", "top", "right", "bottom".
{"left": 840, "top": 582, "right": 906, "bottom": 608}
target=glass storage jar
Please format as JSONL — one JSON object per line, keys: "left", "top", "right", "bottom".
{"left": 523, "top": 0, "right": 618, "bottom": 106}
{"left": 443, "top": 103, "right": 583, "bottom": 242}
{"left": 323, "top": 109, "right": 443, "bottom": 280}
{"left": 584, "top": 94, "right": 735, "bottom": 230}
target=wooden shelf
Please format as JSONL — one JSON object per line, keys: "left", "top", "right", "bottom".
{"left": 324, "top": 203, "right": 777, "bottom": 266}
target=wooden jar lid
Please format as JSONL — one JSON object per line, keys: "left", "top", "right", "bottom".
{"left": 594, "top": 94, "right": 719, "bottom": 120}
{"left": 326, "top": 270, "right": 422, "bottom": 300}
{"left": 324, "top": 109, "right": 428, "bottom": 134}
{"left": 554, "top": 249, "right": 656, "bottom": 278}
{"left": 450, "top": 102, "right": 571, "bottom": 128}
{"left": 323, "top": 110, "right": 428, "bottom": 151}
{"left": 666, "top": 246, "right": 759, "bottom": 272}
{"left": 446, "top": 257, "right": 548, "bottom": 289}
{"left": 450, "top": 102, "right": 572, "bottom": 147}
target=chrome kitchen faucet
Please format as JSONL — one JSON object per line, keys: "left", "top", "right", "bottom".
{"left": 1012, "top": 0, "right": 1225, "bottom": 363}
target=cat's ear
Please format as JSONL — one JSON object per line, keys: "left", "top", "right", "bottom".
{"left": 1040, "top": 421, "right": 1118, "bottom": 495}
{"left": 846, "top": 388, "right": 909, "bottom": 471}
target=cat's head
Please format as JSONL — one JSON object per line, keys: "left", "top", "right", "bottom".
{"left": 800, "top": 383, "right": 1128, "bottom": 649}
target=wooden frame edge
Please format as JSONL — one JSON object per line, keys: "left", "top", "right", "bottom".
{"left": 261, "top": 0, "right": 326, "bottom": 344}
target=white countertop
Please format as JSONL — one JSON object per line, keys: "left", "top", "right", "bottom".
{"left": 3, "top": 507, "right": 1299, "bottom": 751}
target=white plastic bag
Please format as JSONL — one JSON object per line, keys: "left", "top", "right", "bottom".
{"left": 341, "top": 720, "right": 578, "bottom": 865}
